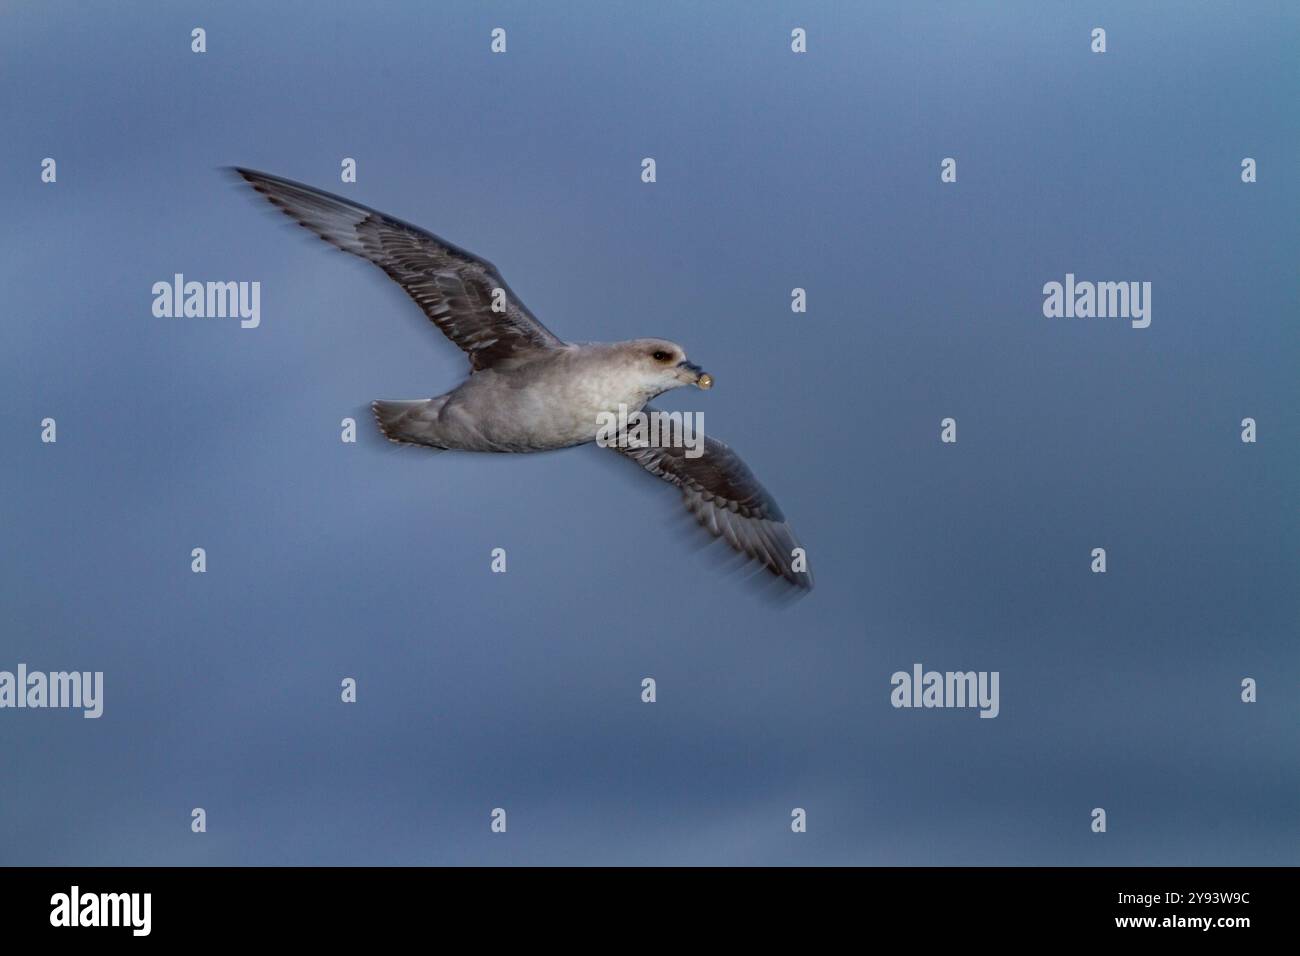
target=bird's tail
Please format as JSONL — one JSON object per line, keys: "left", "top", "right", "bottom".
{"left": 371, "top": 399, "right": 449, "bottom": 449}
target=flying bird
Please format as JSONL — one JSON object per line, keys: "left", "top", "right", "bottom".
{"left": 232, "top": 168, "right": 812, "bottom": 589}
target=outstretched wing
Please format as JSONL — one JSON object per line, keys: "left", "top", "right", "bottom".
{"left": 232, "top": 167, "right": 566, "bottom": 370}
{"left": 612, "top": 414, "right": 813, "bottom": 589}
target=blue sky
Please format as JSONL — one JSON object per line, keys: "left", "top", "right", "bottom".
{"left": 1, "top": 1, "right": 1296, "bottom": 864}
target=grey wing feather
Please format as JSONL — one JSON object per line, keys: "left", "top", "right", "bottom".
{"left": 613, "top": 412, "right": 813, "bottom": 589}
{"left": 231, "top": 167, "right": 565, "bottom": 370}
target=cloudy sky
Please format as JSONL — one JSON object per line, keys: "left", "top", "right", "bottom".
{"left": 1, "top": 1, "right": 1296, "bottom": 864}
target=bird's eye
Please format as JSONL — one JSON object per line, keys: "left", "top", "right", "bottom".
{"left": 652, "top": 350, "right": 671, "bottom": 362}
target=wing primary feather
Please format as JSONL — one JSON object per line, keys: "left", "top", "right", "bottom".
{"left": 230, "top": 167, "right": 565, "bottom": 371}
{"left": 612, "top": 416, "right": 812, "bottom": 590}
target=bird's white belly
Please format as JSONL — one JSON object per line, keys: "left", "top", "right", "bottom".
{"left": 452, "top": 367, "right": 647, "bottom": 451}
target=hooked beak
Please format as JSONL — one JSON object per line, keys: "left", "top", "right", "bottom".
{"left": 678, "top": 360, "right": 713, "bottom": 390}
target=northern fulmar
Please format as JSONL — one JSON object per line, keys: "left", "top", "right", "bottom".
{"left": 232, "top": 168, "right": 813, "bottom": 590}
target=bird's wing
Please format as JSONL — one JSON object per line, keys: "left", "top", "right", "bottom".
{"left": 232, "top": 167, "right": 566, "bottom": 371}
{"left": 611, "top": 412, "right": 813, "bottom": 589}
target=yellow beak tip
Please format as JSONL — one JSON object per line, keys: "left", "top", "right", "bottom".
{"left": 697, "top": 374, "right": 713, "bottom": 390}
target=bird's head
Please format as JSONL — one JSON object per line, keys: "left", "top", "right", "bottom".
{"left": 617, "top": 338, "right": 712, "bottom": 396}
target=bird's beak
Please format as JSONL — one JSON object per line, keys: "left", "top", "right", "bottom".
{"left": 678, "top": 360, "right": 713, "bottom": 390}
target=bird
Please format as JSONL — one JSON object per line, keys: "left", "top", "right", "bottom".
{"left": 231, "top": 168, "right": 813, "bottom": 590}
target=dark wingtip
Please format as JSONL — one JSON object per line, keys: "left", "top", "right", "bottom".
{"left": 781, "top": 564, "right": 814, "bottom": 592}
{"left": 225, "top": 167, "right": 284, "bottom": 189}
{"left": 222, "top": 166, "right": 264, "bottom": 191}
